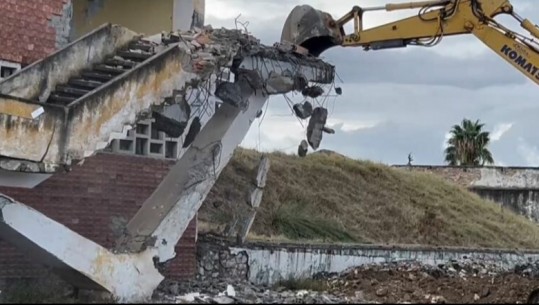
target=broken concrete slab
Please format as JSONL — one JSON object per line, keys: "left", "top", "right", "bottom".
{"left": 254, "top": 156, "right": 270, "bottom": 190}
{"left": 238, "top": 210, "right": 258, "bottom": 245}
{"left": 151, "top": 94, "right": 192, "bottom": 138}
{"left": 248, "top": 189, "right": 264, "bottom": 209}
{"left": 323, "top": 126, "right": 336, "bottom": 134}
{"left": 183, "top": 117, "right": 202, "bottom": 148}
{"left": 265, "top": 71, "right": 297, "bottom": 94}
{"left": 151, "top": 111, "right": 188, "bottom": 138}
{"left": 238, "top": 157, "right": 270, "bottom": 243}
{"left": 302, "top": 85, "right": 324, "bottom": 98}
{"left": 293, "top": 101, "right": 313, "bottom": 119}
{"left": 0, "top": 194, "right": 163, "bottom": 303}
{"left": 307, "top": 107, "right": 329, "bottom": 150}
{"left": 214, "top": 76, "right": 254, "bottom": 111}
{"left": 298, "top": 140, "right": 309, "bottom": 157}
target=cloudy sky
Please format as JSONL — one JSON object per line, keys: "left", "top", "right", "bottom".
{"left": 205, "top": 0, "right": 539, "bottom": 166}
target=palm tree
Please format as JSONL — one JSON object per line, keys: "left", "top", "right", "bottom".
{"left": 444, "top": 119, "right": 494, "bottom": 166}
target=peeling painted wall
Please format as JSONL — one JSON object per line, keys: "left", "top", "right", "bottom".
{"left": 71, "top": 0, "right": 204, "bottom": 39}
{"left": 472, "top": 189, "right": 539, "bottom": 222}
{"left": 393, "top": 166, "right": 539, "bottom": 189}
{"left": 198, "top": 239, "right": 539, "bottom": 286}
{"left": 394, "top": 166, "right": 539, "bottom": 223}
{"left": 0, "top": 100, "right": 64, "bottom": 169}
{"left": 51, "top": 1, "right": 74, "bottom": 49}
{"left": 173, "top": 0, "right": 205, "bottom": 31}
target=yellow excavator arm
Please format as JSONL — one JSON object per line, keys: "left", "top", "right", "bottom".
{"left": 281, "top": 0, "right": 539, "bottom": 86}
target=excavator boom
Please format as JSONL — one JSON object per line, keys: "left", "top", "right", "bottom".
{"left": 281, "top": 0, "right": 539, "bottom": 302}
{"left": 281, "top": 0, "right": 539, "bottom": 86}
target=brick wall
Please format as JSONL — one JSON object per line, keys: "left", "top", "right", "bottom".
{"left": 0, "top": 0, "right": 72, "bottom": 65}
{"left": 0, "top": 153, "right": 197, "bottom": 281}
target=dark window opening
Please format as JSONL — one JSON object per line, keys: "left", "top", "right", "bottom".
{"left": 150, "top": 143, "right": 163, "bottom": 154}
{"left": 136, "top": 124, "right": 149, "bottom": 136}
{"left": 1, "top": 66, "right": 16, "bottom": 78}
{"left": 165, "top": 141, "right": 178, "bottom": 159}
{"left": 119, "top": 140, "right": 133, "bottom": 151}
{"left": 135, "top": 138, "right": 148, "bottom": 155}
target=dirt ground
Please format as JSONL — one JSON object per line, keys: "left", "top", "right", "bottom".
{"left": 324, "top": 263, "right": 539, "bottom": 304}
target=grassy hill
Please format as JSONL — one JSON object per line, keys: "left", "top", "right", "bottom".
{"left": 200, "top": 148, "right": 539, "bottom": 249}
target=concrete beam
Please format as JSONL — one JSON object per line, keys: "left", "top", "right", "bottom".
{"left": 0, "top": 194, "right": 163, "bottom": 302}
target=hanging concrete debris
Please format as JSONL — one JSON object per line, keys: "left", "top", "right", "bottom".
{"left": 302, "top": 85, "right": 324, "bottom": 98}
{"left": 237, "top": 156, "right": 270, "bottom": 244}
{"left": 307, "top": 107, "right": 329, "bottom": 150}
{"left": 298, "top": 139, "right": 309, "bottom": 157}
{"left": 182, "top": 117, "right": 202, "bottom": 148}
{"left": 248, "top": 156, "right": 270, "bottom": 208}
{"left": 151, "top": 111, "right": 188, "bottom": 138}
{"left": 152, "top": 91, "right": 193, "bottom": 137}
{"left": 265, "top": 71, "right": 297, "bottom": 94}
{"left": 214, "top": 72, "right": 256, "bottom": 111}
{"left": 293, "top": 101, "right": 313, "bottom": 119}
{"left": 0, "top": 22, "right": 336, "bottom": 303}
{"left": 323, "top": 126, "right": 336, "bottom": 134}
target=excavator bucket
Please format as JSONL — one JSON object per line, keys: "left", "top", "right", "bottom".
{"left": 281, "top": 5, "right": 344, "bottom": 57}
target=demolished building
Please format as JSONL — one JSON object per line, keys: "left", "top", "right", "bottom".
{"left": 0, "top": 6, "right": 336, "bottom": 303}
{"left": 0, "top": 0, "right": 207, "bottom": 285}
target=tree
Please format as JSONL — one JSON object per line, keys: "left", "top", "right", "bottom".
{"left": 444, "top": 118, "right": 494, "bottom": 166}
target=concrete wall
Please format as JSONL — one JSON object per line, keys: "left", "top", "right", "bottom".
{"left": 394, "top": 166, "right": 539, "bottom": 189}
{"left": 198, "top": 239, "right": 539, "bottom": 286}
{"left": 0, "top": 0, "right": 73, "bottom": 65}
{"left": 394, "top": 166, "right": 539, "bottom": 222}
{"left": 173, "top": 0, "right": 205, "bottom": 31}
{"left": 71, "top": 0, "right": 205, "bottom": 39}
{"left": 0, "top": 153, "right": 197, "bottom": 281}
{"left": 71, "top": 0, "right": 173, "bottom": 39}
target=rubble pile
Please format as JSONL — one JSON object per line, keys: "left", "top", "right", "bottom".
{"left": 155, "top": 260, "right": 539, "bottom": 304}
{"left": 323, "top": 260, "right": 539, "bottom": 304}
{"left": 155, "top": 279, "right": 367, "bottom": 304}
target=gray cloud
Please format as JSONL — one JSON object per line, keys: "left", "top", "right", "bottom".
{"left": 207, "top": 0, "right": 539, "bottom": 166}
{"left": 323, "top": 47, "right": 527, "bottom": 89}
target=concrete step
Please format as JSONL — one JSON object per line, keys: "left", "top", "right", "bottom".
{"left": 55, "top": 85, "right": 91, "bottom": 97}
{"left": 68, "top": 78, "right": 104, "bottom": 90}
{"left": 81, "top": 70, "right": 115, "bottom": 82}
{"left": 128, "top": 40, "right": 155, "bottom": 52}
{"left": 104, "top": 57, "right": 137, "bottom": 68}
{"left": 116, "top": 50, "right": 154, "bottom": 61}
{"left": 93, "top": 64, "right": 129, "bottom": 75}
{"left": 47, "top": 94, "right": 77, "bottom": 105}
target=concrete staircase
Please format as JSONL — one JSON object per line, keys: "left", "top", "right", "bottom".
{"left": 0, "top": 23, "right": 212, "bottom": 175}
{"left": 46, "top": 39, "right": 158, "bottom": 106}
